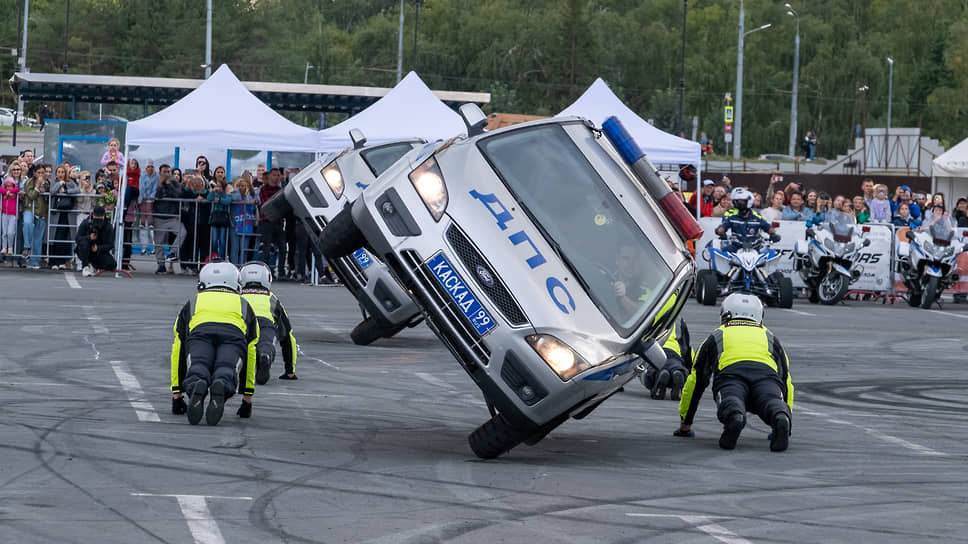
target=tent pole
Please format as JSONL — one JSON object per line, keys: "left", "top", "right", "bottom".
{"left": 113, "top": 143, "right": 130, "bottom": 278}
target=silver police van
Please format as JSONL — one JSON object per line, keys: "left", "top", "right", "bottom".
{"left": 264, "top": 131, "right": 425, "bottom": 344}
{"left": 320, "top": 106, "right": 701, "bottom": 458}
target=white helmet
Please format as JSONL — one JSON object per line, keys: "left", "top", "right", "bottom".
{"left": 240, "top": 261, "right": 272, "bottom": 289}
{"left": 720, "top": 292, "right": 764, "bottom": 324}
{"left": 198, "top": 262, "right": 240, "bottom": 292}
{"left": 730, "top": 187, "right": 754, "bottom": 210}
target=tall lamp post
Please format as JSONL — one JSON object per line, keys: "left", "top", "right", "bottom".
{"left": 785, "top": 4, "right": 800, "bottom": 157}
{"left": 733, "top": 0, "right": 771, "bottom": 159}
{"left": 678, "top": 0, "right": 687, "bottom": 136}
{"left": 885, "top": 56, "right": 894, "bottom": 169}
{"left": 304, "top": 62, "right": 314, "bottom": 84}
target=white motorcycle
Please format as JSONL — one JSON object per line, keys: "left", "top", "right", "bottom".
{"left": 897, "top": 215, "right": 966, "bottom": 309}
{"left": 794, "top": 210, "right": 870, "bottom": 305}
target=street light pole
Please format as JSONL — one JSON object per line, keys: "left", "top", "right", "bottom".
{"left": 886, "top": 56, "right": 894, "bottom": 169}
{"left": 304, "top": 62, "right": 314, "bottom": 84}
{"left": 205, "top": 0, "right": 212, "bottom": 78}
{"left": 396, "top": 0, "right": 404, "bottom": 83}
{"left": 733, "top": 0, "right": 771, "bottom": 160}
{"left": 678, "top": 0, "right": 687, "bottom": 137}
{"left": 18, "top": 0, "right": 29, "bottom": 120}
{"left": 785, "top": 4, "right": 800, "bottom": 157}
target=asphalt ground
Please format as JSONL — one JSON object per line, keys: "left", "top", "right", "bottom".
{"left": 2, "top": 262, "right": 968, "bottom": 543}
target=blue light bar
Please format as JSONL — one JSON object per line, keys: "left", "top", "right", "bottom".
{"left": 602, "top": 116, "right": 644, "bottom": 165}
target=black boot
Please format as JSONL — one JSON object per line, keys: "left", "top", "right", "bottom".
{"left": 206, "top": 381, "right": 227, "bottom": 426}
{"left": 186, "top": 381, "right": 208, "bottom": 425}
{"left": 770, "top": 414, "right": 790, "bottom": 452}
{"left": 719, "top": 412, "right": 746, "bottom": 450}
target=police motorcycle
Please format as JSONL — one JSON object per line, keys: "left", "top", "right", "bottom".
{"left": 794, "top": 209, "right": 870, "bottom": 305}
{"left": 897, "top": 214, "right": 967, "bottom": 309}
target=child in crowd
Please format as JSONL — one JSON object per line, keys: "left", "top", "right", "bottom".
{"left": 101, "top": 137, "right": 124, "bottom": 167}
{"left": 869, "top": 184, "right": 892, "bottom": 223}
{"left": 95, "top": 181, "right": 117, "bottom": 219}
{"left": 892, "top": 202, "right": 921, "bottom": 228}
{"left": 0, "top": 176, "right": 18, "bottom": 255}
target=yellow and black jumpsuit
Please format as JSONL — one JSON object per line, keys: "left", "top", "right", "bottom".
{"left": 170, "top": 288, "right": 260, "bottom": 399}
{"left": 679, "top": 319, "right": 794, "bottom": 428}
{"left": 241, "top": 287, "right": 297, "bottom": 377}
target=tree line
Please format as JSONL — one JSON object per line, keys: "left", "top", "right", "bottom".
{"left": 2, "top": 0, "right": 966, "bottom": 158}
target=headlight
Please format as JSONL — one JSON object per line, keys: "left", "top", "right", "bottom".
{"left": 527, "top": 334, "right": 590, "bottom": 381}
{"left": 844, "top": 242, "right": 855, "bottom": 255}
{"left": 824, "top": 238, "right": 835, "bottom": 252}
{"left": 409, "top": 157, "right": 448, "bottom": 221}
{"left": 320, "top": 162, "right": 344, "bottom": 199}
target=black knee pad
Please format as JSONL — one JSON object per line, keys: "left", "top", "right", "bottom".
{"left": 717, "top": 395, "right": 745, "bottom": 424}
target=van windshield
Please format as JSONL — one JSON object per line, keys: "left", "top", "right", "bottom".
{"left": 360, "top": 142, "right": 416, "bottom": 177}
{"left": 478, "top": 123, "right": 673, "bottom": 336}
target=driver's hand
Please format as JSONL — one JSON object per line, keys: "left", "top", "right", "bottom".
{"left": 612, "top": 281, "right": 627, "bottom": 298}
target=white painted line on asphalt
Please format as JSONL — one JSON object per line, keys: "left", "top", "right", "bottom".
{"left": 131, "top": 493, "right": 252, "bottom": 544}
{"left": 781, "top": 308, "right": 815, "bottom": 317}
{"left": 625, "top": 514, "right": 751, "bottom": 544}
{"left": 82, "top": 305, "right": 109, "bottom": 334}
{"left": 110, "top": 360, "right": 160, "bottom": 422}
{"left": 415, "top": 371, "right": 456, "bottom": 392}
{"left": 297, "top": 345, "right": 340, "bottom": 370}
{"left": 83, "top": 335, "right": 101, "bottom": 361}
{"left": 64, "top": 271, "right": 81, "bottom": 289}
{"left": 799, "top": 403, "right": 946, "bottom": 456}
{"left": 929, "top": 310, "right": 968, "bottom": 320}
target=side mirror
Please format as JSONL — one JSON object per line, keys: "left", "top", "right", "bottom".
{"left": 806, "top": 227, "right": 815, "bottom": 238}
{"left": 904, "top": 230, "right": 916, "bottom": 242}
{"left": 863, "top": 238, "right": 871, "bottom": 247}
{"left": 349, "top": 128, "right": 367, "bottom": 150}
{"left": 459, "top": 103, "right": 488, "bottom": 137}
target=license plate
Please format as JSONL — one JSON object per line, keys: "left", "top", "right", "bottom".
{"left": 352, "top": 248, "right": 372, "bottom": 269}
{"left": 426, "top": 253, "right": 495, "bottom": 336}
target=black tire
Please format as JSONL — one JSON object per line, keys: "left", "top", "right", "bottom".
{"left": 907, "top": 291, "right": 922, "bottom": 307}
{"left": 261, "top": 190, "right": 292, "bottom": 222}
{"left": 698, "top": 270, "right": 719, "bottom": 306}
{"left": 921, "top": 276, "right": 940, "bottom": 309}
{"left": 778, "top": 276, "right": 794, "bottom": 308}
{"left": 350, "top": 317, "right": 388, "bottom": 346}
{"left": 319, "top": 206, "right": 365, "bottom": 260}
{"left": 468, "top": 412, "right": 530, "bottom": 459}
{"left": 817, "top": 273, "right": 849, "bottom": 305}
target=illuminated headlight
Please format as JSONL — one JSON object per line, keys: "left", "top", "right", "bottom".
{"left": 409, "top": 157, "right": 448, "bottom": 221}
{"left": 527, "top": 334, "right": 590, "bottom": 381}
{"left": 320, "top": 162, "right": 344, "bottom": 199}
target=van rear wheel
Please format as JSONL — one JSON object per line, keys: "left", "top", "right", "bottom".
{"left": 468, "top": 413, "right": 531, "bottom": 459}
{"left": 320, "top": 207, "right": 365, "bottom": 260}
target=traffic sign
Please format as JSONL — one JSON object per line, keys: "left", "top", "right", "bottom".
{"left": 724, "top": 106, "right": 734, "bottom": 123}
{"left": 725, "top": 123, "right": 732, "bottom": 134}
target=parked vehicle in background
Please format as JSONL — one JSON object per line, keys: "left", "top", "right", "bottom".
{"left": 0, "top": 108, "right": 16, "bottom": 126}
{"left": 897, "top": 215, "right": 967, "bottom": 309}
{"left": 263, "top": 130, "right": 426, "bottom": 344}
{"left": 794, "top": 210, "right": 870, "bottom": 304}
{"left": 320, "top": 105, "right": 700, "bottom": 459}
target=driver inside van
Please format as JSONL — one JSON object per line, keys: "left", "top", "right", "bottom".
{"left": 611, "top": 243, "right": 654, "bottom": 321}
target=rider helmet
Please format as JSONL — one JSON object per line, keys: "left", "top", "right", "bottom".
{"left": 240, "top": 261, "right": 273, "bottom": 289}
{"left": 730, "top": 187, "right": 754, "bottom": 211}
{"left": 198, "top": 262, "right": 240, "bottom": 292}
{"left": 720, "top": 292, "right": 764, "bottom": 324}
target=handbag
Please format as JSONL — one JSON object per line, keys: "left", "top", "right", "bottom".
{"left": 210, "top": 207, "right": 230, "bottom": 227}
{"left": 54, "top": 193, "right": 74, "bottom": 210}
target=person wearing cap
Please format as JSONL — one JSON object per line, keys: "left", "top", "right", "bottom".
{"left": 688, "top": 179, "right": 716, "bottom": 217}
{"left": 675, "top": 293, "right": 794, "bottom": 452}
{"left": 170, "top": 262, "right": 260, "bottom": 425}
{"left": 75, "top": 206, "right": 117, "bottom": 276}
{"left": 239, "top": 261, "right": 298, "bottom": 383}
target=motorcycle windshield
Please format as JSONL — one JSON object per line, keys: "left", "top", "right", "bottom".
{"left": 826, "top": 210, "right": 856, "bottom": 240}
{"left": 927, "top": 216, "right": 955, "bottom": 245}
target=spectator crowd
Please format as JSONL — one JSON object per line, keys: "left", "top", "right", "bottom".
{"left": 0, "top": 142, "right": 338, "bottom": 284}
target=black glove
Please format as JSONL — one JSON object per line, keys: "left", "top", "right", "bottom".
{"left": 770, "top": 233, "right": 781, "bottom": 243}
{"left": 236, "top": 401, "right": 252, "bottom": 418}
{"left": 718, "top": 231, "right": 727, "bottom": 240}
{"left": 171, "top": 396, "right": 187, "bottom": 415}
{"left": 673, "top": 428, "right": 695, "bottom": 438}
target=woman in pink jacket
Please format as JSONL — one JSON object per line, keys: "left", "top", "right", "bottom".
{"left": 0, "top": 176, "right": 19, "bottom": 255}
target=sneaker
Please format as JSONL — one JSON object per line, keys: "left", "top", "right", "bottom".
{"left": 255, "top": 353, "right": 271, "bottom": 385}
{"left": 82, "top": 265, "right": 95, "bottom": 277}
{"left": 186, "top": 381, "right": 208, "bottom": 425}
{"left": 0, "top": 248, "right": 6, "bottom": 256}
{"left": 719, "top": 412, "right": 746, "bottom": 450}
{"left": 670, "top": 369, "right": 685, "bottom": 401}
{"left": 28, "top": 265, "right": 40, "bottom": 270}
{"left": 650, "top": 369, "right": 670, "bottom": 400}
{"left": 21, "top": 248, "right": 30, "bottom": 259}
{"left": 206, "top": 381, "right": 227, "bottom": 426}
{"left": 278, "top": 373, "right": 298, "bottom": 380}
{"left": 770, "top": 414, "right": 790, "bottom": 452}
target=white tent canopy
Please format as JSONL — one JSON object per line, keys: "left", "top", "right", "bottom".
{"left": 317, "top": 71, "right": 465, "bottom": 151}
{"left": 557, "top": 78, "right": 701, "bottom": 167}
{"left": 125, "top": 64, "right": 320, "bottom": 152}
{"left": 932, "top": 136, "right": 968, "bottom": 200}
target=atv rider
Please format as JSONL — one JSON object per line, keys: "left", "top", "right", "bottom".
{"left": 675, "top": 293, "right": 794, "bottom": 452}
{"left": 715, "top": 187, "right": 779, "bottom": 252}
{"left": 239, "top": 261, "right": 298, "bottom": 384}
